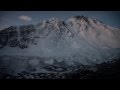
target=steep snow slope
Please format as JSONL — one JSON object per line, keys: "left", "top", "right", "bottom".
{"left": 67, "top": 16, "right": 120, "bottom": 48}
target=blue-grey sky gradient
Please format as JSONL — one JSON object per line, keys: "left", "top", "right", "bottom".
{"left": 0, "top": 11, "right": 120, "bottom": 30}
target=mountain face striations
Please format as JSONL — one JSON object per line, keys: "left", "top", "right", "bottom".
{"left": 0, "top": 16, "right": 120, "bottom": 77}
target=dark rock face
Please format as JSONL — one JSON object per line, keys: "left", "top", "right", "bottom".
{"left": 72, "top": 16, "right": 90, "bottom": 25}
{"left": 0, "top": 25, "right": 37, "bottom": 49}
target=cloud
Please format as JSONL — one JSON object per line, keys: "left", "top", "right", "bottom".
{"left": 18, "top": 15, "right": 32, "bottom": 22}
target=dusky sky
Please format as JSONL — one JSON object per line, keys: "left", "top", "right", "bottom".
{"left": 0, "top": 11, "right": 120, "bottom": 30}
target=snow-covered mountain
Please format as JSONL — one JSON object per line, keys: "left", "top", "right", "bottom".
{"left": 0, "top": 16, "right": 120, "bottom": 75}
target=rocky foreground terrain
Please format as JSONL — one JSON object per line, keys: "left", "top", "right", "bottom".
{"left": 0, "top": 58, "right": 120, "bottom": 79}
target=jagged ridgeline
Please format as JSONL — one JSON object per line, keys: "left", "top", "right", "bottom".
{"left": 0, "top": 16, "right": 120, "bottom": 78}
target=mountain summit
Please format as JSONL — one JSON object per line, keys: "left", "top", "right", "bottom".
{"left": 0, "top": 16, "right": 120, "bottom": 67}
